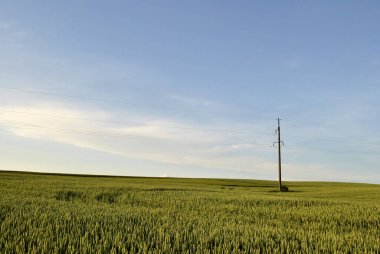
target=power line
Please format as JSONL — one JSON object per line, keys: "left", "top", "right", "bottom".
{"left": 282, "top": 134, "right": 380, "bottom": 147}
{"left": 284, "top": 145, "right": 377, "bottom": 154}
{"left": 2, "top": 86, "right": 376, "bottom": 133}
{"left": 0, "top": 85, "right": 276, "bottom": 120}
{"left": 282, "top": 118, "right": 378, "bottom": 133}
{"left": 2, "top": 109, "right": 379, "bottom": 148}
{"left": 0, "top": 109, "right": 274, "bottom": 136}
{"left": 1, "top": 87, "right": 379, "bottom": 153}
{"left": 1, "top": 120, "right": 378, "bottom": 155}
{"left": 0, "top": 122, "right": 272, "bottom": 148}
{"left": 5, "top": 107, "right": 378, "bottom": 147}
{"left": 2, "top": 109, "right": 379, "bottom": 151}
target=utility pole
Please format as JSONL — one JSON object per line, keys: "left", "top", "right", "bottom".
{"left": 277, "top": 118, "right": 282, "bottom": 191}
{"left": 273, "top": 118, "right": 284, "bottom": 191}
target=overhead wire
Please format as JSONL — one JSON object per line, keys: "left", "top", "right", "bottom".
{"left": 2, "top": 85, "right": 376, "bottom": 133}
{"left": 282, "top": 134, "right": 380, "bottom": 147}
{"left": 2, "top": 120, "right": 378, "bottom": 155}
{"left": 283, "top": 145, "right": 376, "bottom": 154}
{"left": 0, "top": 85, "right": 276, "bottom": 120}
{"left": 0, "top": 121, "right": 272, "bottom": 148}
{"left": 282, "top": 118, "right": 378, "bottom": 133}
{"left": 1, "top": 86, "right": 379, "bottom": 154}
{"left": 0, "top": 109, "right": 274, "bottom": 136}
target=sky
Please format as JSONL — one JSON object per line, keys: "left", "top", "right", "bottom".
{"left": 0, "top": 1, "right": 379, "bottom": 183}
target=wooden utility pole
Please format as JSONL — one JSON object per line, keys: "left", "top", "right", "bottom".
{"left": 273, "top": 118, "right": 284, "bottom": 191}
{"left": 277, "top": 118, "right": 282, "bottom": 191}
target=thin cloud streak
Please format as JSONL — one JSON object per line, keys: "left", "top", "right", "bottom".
{"left": 0, "top": 104, "right": 277, "bottom": 177}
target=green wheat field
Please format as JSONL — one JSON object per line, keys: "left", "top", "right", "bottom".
{"left": 0, "top": 171, "right": 379, "bottom": 253}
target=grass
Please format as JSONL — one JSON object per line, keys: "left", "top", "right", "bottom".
{"left": 0, "top": 171, "right": 379, "bottom": 253}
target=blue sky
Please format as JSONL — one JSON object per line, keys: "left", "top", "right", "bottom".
{"left": 0, "top": 1, "right": 379, "bottom": 183}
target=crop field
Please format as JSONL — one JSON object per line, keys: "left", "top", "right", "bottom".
{"left": 0, "top": 171, "right": 379, "bottom": 253}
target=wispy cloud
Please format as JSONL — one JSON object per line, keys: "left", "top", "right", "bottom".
{"left": 371, "top": 59, "right": 380, "bottom": 65}
{"left": 0, "top": 20, "right": 27, "bottom": 41}
{"left": 283, "top": 58, "right": 303, "bottom": 70}
{"left": 167, "top": 94, "right": 225, "bottom": 109}
{"left": 0, "top": 104, "right": 274, "bottom": 174}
